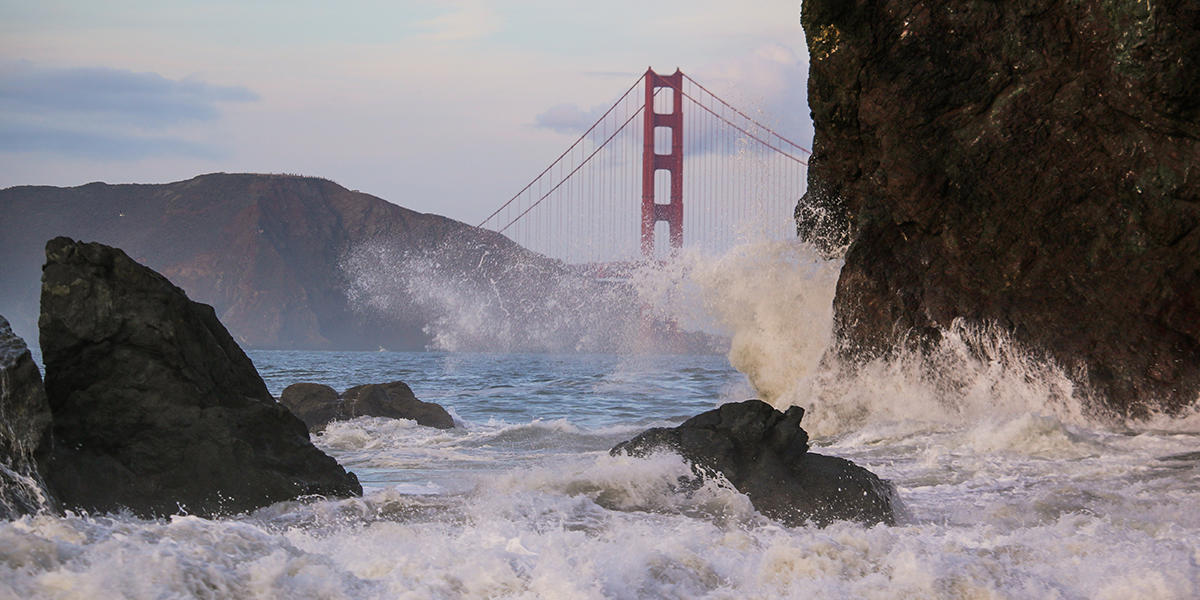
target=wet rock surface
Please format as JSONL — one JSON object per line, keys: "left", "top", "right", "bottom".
{"left": 0, "top": 315, "right": 55, "bottom": 519}
{"left": 612, "top": 400, "right": 895, "bottom": 527}
{"left": 278, "top": 383, "right": 342, "bottom": 430}
{"left": 281, "top": 380, "right": 454, "bottom": 431}
{"left": 38, "top": 237, "right": 361, "bottom": 517}
{"left": 798, "top": 0, "right": 1200, "bottom": 414}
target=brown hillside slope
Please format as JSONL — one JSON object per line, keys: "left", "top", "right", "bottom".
{"left": 0, "top": 173, "right": 555, "bottom": 349}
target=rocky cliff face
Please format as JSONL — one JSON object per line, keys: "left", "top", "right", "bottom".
{"left": 0, "top": 315, "right": 54, "bottom": 518}
{"left": 0, "top": 173, "right": 555, "bottom": 350}
{"left": 798, "top": 0, "right": 1200, "bottom": 414}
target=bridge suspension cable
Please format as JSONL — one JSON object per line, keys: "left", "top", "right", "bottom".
{"left": 479, "top": 68, "right": 811, "bottom": 264}
{"left": 680, "top": 73, "right": 811, "bottom": 158}
{"left": 477, "top": 75, "right": 644, "bottom": 231}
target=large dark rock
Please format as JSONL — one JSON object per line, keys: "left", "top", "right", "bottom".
{"left": 0, "top": 315, "right": 55, "bottom": 519}
{"left": 280, "top": 381, "right": 454, "bottom": 431}
{"left": 611, "top": 400, "right": 895, "bottom": 527}
{"left": 38, "top": 238, "right": 361, "bottom": 517}
{"left": 798, "top": 1, "right": 1200, "bottom": 414}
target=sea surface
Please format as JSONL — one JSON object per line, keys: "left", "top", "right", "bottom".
{"left": 3, "top": 242, "right": 1200, "bottom": 599}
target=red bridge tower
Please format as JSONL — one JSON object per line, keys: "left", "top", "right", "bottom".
{"left": 641, "top": 68, "right": 684, "bottom": 257}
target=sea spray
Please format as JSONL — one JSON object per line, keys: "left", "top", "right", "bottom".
{"left": 629, "top": 239, "right": 840, "bottom": 406}
{"left": 795, "top": 320, "right": 1096, "bottom": 439}
{"left": 345, "top": 231, "right": 1142, "bottom": 441}
{"left": 620, "top": 238, "right": 1121, "bottom": 441}
{"left": 340, "top": 239, "right": 686, "bottom": 353}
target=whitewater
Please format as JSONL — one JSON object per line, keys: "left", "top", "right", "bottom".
{"left": 2, "top": 240, "right": 1199, "bottom": 599}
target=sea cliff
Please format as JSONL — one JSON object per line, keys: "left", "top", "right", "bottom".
{"left": 799, "top": 0, "right": 1200, "bottom": 414}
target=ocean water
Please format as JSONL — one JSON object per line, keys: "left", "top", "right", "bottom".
{"left": 3, "top": 241, "right": 1200, "bottom": 599}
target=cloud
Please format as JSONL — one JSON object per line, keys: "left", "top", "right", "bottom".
{"left": 0, "top": 121, "right": 221, "bottom": 160}
{"left": 583, "top": 70, "right": 643, "bottom": 79}
{"left": 415, "top": 2, "right": 501, "bottom": 42}
{"left": 532, "top": 103, "right": 606, "bottom": 135}
{"left": 0, "top": 63, "right": 257, "bottom": 128}
{"left": 530, "top": 45, "right": 809, "bottom": 157}
{"left": 697, "top": 44, "right": 812, "bottom": 150}
{"left": 0, "top": 63, "right": 255, "bottom": 159}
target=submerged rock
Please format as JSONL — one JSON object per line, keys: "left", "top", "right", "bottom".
{"left": 798, "top": 0, "right": 1200, "bottom": 414}
{"left": 611, "top": 400, "right": 895, "bottom": 527}
{"left": 280, "top": 381, "right": 454, "bottom": 431}
{"left": 0, "top": 315, "right": 55, "bottom": 519}
{"left": 38, "top": 237, "right": 361, "bottom": 517}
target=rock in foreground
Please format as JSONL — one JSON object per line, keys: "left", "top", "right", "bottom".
{"left": 280, "top": 381, "right": 454, "bottom": 431}
{"left": 612, "top": 400, "right": 895, "bottom": 527}
{"left": 798, "top": 1, "right": 1200, "bottom": 414}
{"left": 38, "top": 238, "right": 361, "bottom": 517}
{"left": 0, "top": 315, "right": 55, "bottom": 519}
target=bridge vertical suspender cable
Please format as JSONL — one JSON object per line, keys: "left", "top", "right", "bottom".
{"left": 478, "top": 68, "right": 812, "bottom": 263}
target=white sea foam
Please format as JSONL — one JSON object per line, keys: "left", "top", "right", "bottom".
{"left": 2, "top": 435, "right": 1198, "bottom": 599}
{"left": 340, "top": 239, "right": 650, "bottom": 353}
{"left": 5, "top": 236, "right": 1199, "bottom": 598}
{"left": 624, "top": 239, "right": 1114, "bottom": 443}
{"left": 630, "top": 239, "right": 840, "bottom": 407}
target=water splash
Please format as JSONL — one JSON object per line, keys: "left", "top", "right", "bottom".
{"left": 620, "top": 239, "right": 1122, "bottom": 440}
{"left": 629, "top": 239, "right": 840, "bottom": 406}
{"left": 340, "top": 229, "right": 1193, "bottom": 439}
{"left": 340, "top": 238, "right": 722, "bottom": 354}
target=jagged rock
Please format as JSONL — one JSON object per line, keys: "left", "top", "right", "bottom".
{"left": 611, "top": 400, "right": 895, "bottom": 527}
{"left": 281, "top": 381, "right": 454, "bottom": 431}
{"left": 798, "top": 1, "right": 1200, "bottom": 414}
{"left": 0, "top": 315, "right": 55, "bottom": 519}
{"left": 38, "top": 237, "right": 361, "bottom": 517}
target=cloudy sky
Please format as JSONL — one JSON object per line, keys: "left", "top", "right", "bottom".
{"left": 1, "top": 0, "right": 811, "bottom": 224}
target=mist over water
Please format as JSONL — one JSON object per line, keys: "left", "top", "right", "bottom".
{"left": 342, "top": 239, "right": 663, "bottom": 354}
{"left": 622, "top": 238, "right": 1120, "bottom": 439}
{"left": 630, "top": 240, "right": 840, "bottom": 406}
{"left": 3, "top": 237, "right": 1199, "bottom": 598}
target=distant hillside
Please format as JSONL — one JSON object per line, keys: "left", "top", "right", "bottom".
{"left": 0, "top": 173, "right": 566, "bottom": 350}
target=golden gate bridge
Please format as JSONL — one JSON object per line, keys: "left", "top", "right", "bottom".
{"left": 478, "top": 68, "right": 810, "bottom": 263}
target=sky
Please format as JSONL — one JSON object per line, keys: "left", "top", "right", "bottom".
{"left": 0, "top": 0, "right": 812, "bottom": 225}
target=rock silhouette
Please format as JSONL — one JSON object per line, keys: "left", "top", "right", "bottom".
{"left": 38, "top": 238, "right": 361, "bottom": 517}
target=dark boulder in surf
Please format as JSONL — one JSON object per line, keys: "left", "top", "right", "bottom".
{"left": 611, "top": 399, "right": 895, "bottom": 527}
{"left": 281, "top": 381, "right": 454, "bottom": 431}
{"left": 0, "top": 315, "right": 55, "bottom": 519}
{"left": 279, "top": 383, "right": 342, "bottom": 430}
{"left": 342, "top": 382, "right": 454, "bottom": 429}
{"left": 797, "top": 0, "right": 1200, "bottom": 415}
{"left": 38, "top": 237, "right": 361, "bottom": 517}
